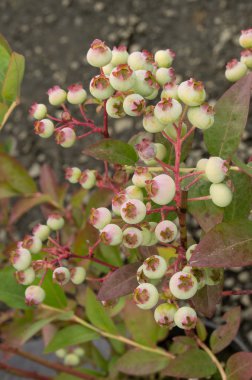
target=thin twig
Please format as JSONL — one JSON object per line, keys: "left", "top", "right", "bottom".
{"left": 0, "top": 362, "right": 53, "bottom": 380}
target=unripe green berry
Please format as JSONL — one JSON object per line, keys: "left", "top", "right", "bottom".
{"left": 134, "top": 70, "right": 159, "bottom": 97}
{"left": 29, "top": 103, "right": 47, "bottom": 120}
{"left": 15, "top": 267, "right": 36, "bottom": 285}
{"left": 164, "top": 122, "right": 187, "bottom": 140}
{"left": 100, "top": 224, "right": 123, "bottom": 245}
{"left": 106, "top": 94, "right": 125, "bottom": 118}
{"left": 205, "top": 157, "right": 227, "bottom": 183}
{"left": 22, "top": 235, "right": 42, "bottom": 254}
{"left": 112, "top": 191, "right": 128, "bottom": 216}
{"left": 210, "top": 183, "right": 233, "bottom": 207}
{"left": 55, "top": 127, "right": 76, "bottom": 148}
{"left": 132, "top": 167, "right": 152, "bottom": 188}
{"left": 53, "top": 267, "right": 70, "bottom": 286}
{"left": 67, "top": 84, "right": 87, "bottom": 104}
{"left": 32, "top": 224, "right": 50, "bottom": 242}
{"left": 154, "top": 97, "right": 182, "bottom": 124}
{"left": 155, "top": 220, "right": 177, "bottom": 243}
{"left": 196, "top": 158, "right": 208, "bottom": 179}
{"left": 136, "top": 264, "right": 149, "bottom": 284}
{"left": 174, "top": 306, "right": 197, "bottom": 329}
{"left": 64, "top": 353, "right": 80, "bottom": 367}
{"left": 225, "top": 59, "right": 247, "bottom": 82}
{"left": 111, "top": 45, "right": 129, "bottom": 65}
{"left": 143, "top": 255, "right": 167, "bottom": 279}
{"left": 120, "top": 199, "right": 146, "bottom": 224}
{"left": 65, "top": 167, "right": 81, "bottom": 184}
{"left": 182, "top": 265, "right": 206, "bottom": 290}
{"left": 47, "top": 214, "right": 65, "bottom": 231}
{"left": 146, "top": 174, "right": 176, "bottom": 205}
{"left": 178, "top": 79, "right": 206, "bottom": 106}
{"left": 133, "top": 283, "right": 159, "bottom": 309}
{"left": 123, "top": 227, "right": 143, "bottom": 248}
{"left": 128, "top": 51, "right": 154, "bottom": 71}
{"left": 143, "top": 106, "right": 166, "bottom": 133}
{"left": 155, "top": 49, "right": 175, "bottom": 68}
{"left": 90, "top": 75, "right": 114, "bottom": 100}
{"left": 70, "top": 266, "right": 86, "bottom": 285}
{"left": 73, "top": 347, "right": 85, "bottom": 357}
{"left": 47, "top": 86, "right": 67, "bottom": 106}
{"left": 143, "top": 143, "right": 166, "bottom": 165}
{"left": 161, "top": 81, "right": 179, "bottom": 100}
{"left": 169, "top": 271, "right": 198, "bottom": 300}
{"left": 102, "top": 62, "right": 114, "bottom": 75}
{"left": 239, "top": 28, "right": 252, "bottom": 49}
{"left": 86, "top": 39, "right": 112, "bottom": 67}
{"left": 34, "top": 119, "right": 54, "bottom": 138}
{"left": 240, "top": 49, "right": 252, "bottom": 69}
{"left": 55, "top": 349, "right": 67, "bottom": 359}
{"left": 204, "top": 268, "right": 223, "bottom": 286}
{"left": 142, "top": 222, "right": 158, "bottom": 246}
{"left": 25, "top": 285, "right": 45, "bottom": 305}
{"left": 155, "top": 67, "right": 175, "bottom": 86}
{"left": 154, "top": 303, "right": 177, "bottom": 327}
{"left": 186, "top": 244, "right": 198, "bottom": 262}
{"left": 11, "top": 247, "right": 32, "bottom": 271}
{"left": 123, "top": 93, "right": 146, "bottom": 117}
{"left": 109, "top": 64, "right": 136, "bottom": 92}
{"left": 89, "top": 207, "right": 112, "bottom": 229}
{"left": 125, "top": 185, "right": 144, "bottom": 201}
{"left": 79, "top": 169, "right": 96, "bottom": 189}
{"left": 187, "top": 103, "right": 215, "bottom": 130}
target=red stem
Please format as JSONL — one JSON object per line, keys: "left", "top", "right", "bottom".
{"left": 0, "top": 362, "right": 53, "bottom": 380}
{"left": 222, "top": 289, "right": 252, "bottom": 296}
{"left": 188, "top": 195, "right": 211, "bottom": 202}
{"left": 103, "top": 100, "right": 109, "bottom": 138}
{"left": 71, "top": 254, "right": 118, "bottom": 270}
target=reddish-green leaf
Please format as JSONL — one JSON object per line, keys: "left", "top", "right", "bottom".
{"left": 191, "top": 281, "right": 223, "bottom": 318}
{"left": 210, "top": 307, "right": 241, "bottom": 354}
{"left": 226, "top": 352, "right": 252, "bottom": 380}
{"left": 190, "top": 221, "right": 252, "bottom": 268}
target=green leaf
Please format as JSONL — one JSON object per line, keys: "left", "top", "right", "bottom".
{"left": 0, "top": 35, "right": 11, "bottom": 98}
{"left": 116, "top": 349, "right": 170, "bottom": 376}
{"left": 41, "top": 271, "right": 68, "bottom": 309}
{"left": 83, "top": 139, "right": 138, "bottom": 165}
{"left": 210, "top": 307, "right": 241, "bottom": 354}
{"left": 1, "top": 52, "right": 25, "bottom": 104}
{"left": 44, "top": 324, "right": 99, "bottom": 353}
{"left": 190, "top": 221, "right": 252, "bottom": 268}
{"left": 162, "top": 349, "right": 217, "bottom": 378}
{"left": 0, "top": 267, "right": 29, "bottom": 309}
{"left": 232, "top": 156, "right": 252, "bottom": 177}
{"left": 226, "top": 352, "right": 252, "bottom": 380}
{"left": 204, "top": 73, "right": 252, "bottom": 158}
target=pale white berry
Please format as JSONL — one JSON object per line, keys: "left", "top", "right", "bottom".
{"left": 122, "top": 227, "right": 143, "bottom": 248}
{"left": 182, "top": 265, "right": 206, "bottom": 290}
{"left": 134, "top": 70, "right": 159, "bottom": 97}
{"left": 11, "top": 247, "right": 32, "bottom": 271}
{"left": 142, "top": 255, "right": 167, "bottom": 279}
{"left": 239, "top": 29, "right": 252, "bottom": 49}
{"left": 154, "top": 303, "right": 177, "bottom": 327}
{"left": 143, "top": 106, "right": 166, "bottom": 133}
{"left": 86, "top": 39, "right": 112, "bottom": 67}
{"left": 55, "top": 349, "right": 67, "bottom": 358}
{"left": 73, "top": 347, "right": 85, "bottom": 357}
{"left": 161, "top": 81, "right": 179, "bottom": 100}
{"left": 210, "top": 183, "right": 233, "bottom": 207}
{"left": 64, "top": 353, "right": 80, "bottom": 366}
{"left": 32, "top": 224, "right": 50, "bottom": 242}
{"left": 164, "top": 122, "right": 187, "bottom": 140}
{"left": 70, "top": 267, "right": 86, "bottom": 285}
{"left": 89, "top": 207, "right": 111, "bottom": 230}
{"left": 29, "top": 103, "right": 47, "bottom": 120}
{"left": 25, "top": 285, "right": 45, "bottom": 305}
{"left": 155, "top": 220, "right": 177, "bottom": 243}
{"left": 123, "top": 93, "right": 146, "bottom": 117}
{"left": 169, "top": 271, "right": 198, "bottom": 300}
{"left": 240, "top": 49, "right": 252, "bottom": 69}
{"left": 154, "top": 97, "right": 182, "bottom": 124}
{"left": 34, "top": 119, "right": 54, "bottom": 138}
{"left": 47, "top": 214, "right": 64, "bottom": 231}
{"left": 136, "top": 265, "right": 149, "bottom": 284}
{"left": 125, "top": 185, "right": 144, "bottom": 201}
{"left": 67, "top": 84, "right": 87, "bottom": 104}
{"left": 112, "top": 191, "right": 128, "bottom": 216}
{"left": 106, "top": 94, "right": 125, "bottom": 118}
{"left": 55, "top": 127, "right": 76, "bottom": 148}
{"left": 154, "top": 49, "right": 175, "bottom": 68}
{"left": 47, "top": 86, "right": 67, "bottom": 106}
{"left": 205, "top": 157, "right": 227, "bottom": 183}
{"left": 155, "top": 67, "right": 175, "bottom": 86}
{"left": 109, "top": 64, "right": 136, "bottom": 92}
{"left": 225, "top": 59, "right": 247, "bottom": 82}
{"left": 146, "top": 174, "right": 175, "bottom": 205}
{"left": 100, "top": 224, "right": 123, "bottom": 245}
{"left": 111, "top": 45, "right": 129, "bottom": 65}
{"left": 132, "top": 167, "right": 152, "bottom": 188}
{"left": 174, "top": 306, "right": 197, "bottom": 330}
{"left": 89, "top": 75, "right": 114, "bottom": 100}
{"left": 15, "top": 267, "right": 36, "bottom": 285}
{"left": 120, "top": 199, "right": 146, "bottom": 224}
{"left": 22, "top": 235, "right": 42, "bottom": 254}
{"left": 187, "top": 103, "right": 215, "bottom": 130}
{"left": 65, "top": 167, "right": 82, "bottom": 184}
{"left": 53, "top": 267, "right": 70, "bottom": 286}
{"left": 79, "top": 170, "right": 96, "bottom": 190}
{"left": 133, "top": 283, "right": 159, "bottom": 309}
{"left": 178, "top": 79, "right": 206, "bottom": 106}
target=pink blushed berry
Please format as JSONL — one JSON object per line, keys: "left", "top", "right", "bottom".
{"left": 205, "top": 157, "right": 228, "bottom": 183}
{"left": 86, "top": 39, "right": 112, "bottom": 68}
{"left": 53, "top": 267, "right": 70, "bottom": 286}
{"left": 239, "top": 28, "right": 252, "bottom": 49}
{"left": 109, "top": 64, "right": 136, "bottom": 92}
{"left": 29, "top": 103, "right": 47, "bottom": 120}
{"left": 15, "top": 267, "right": 36, "bottom": 285}
{"left": 55, "top": 127, "right": 76, "bottom": 148}
{"left": 178, "top": 78, "right": 206, "bottom": 106}
{"left": 120, "top": 199, "right": 146, "bottom": 224}
{"left": 111, "top": 45, "right": 129, "bottom": 66}
{"left": 174, "top": 306, "right": 197, "bottom": 330}
{"left": 25, "top": 285, "right": 46, "bottom": 306}
{"left": 67, "top": 83, "right": 87, "bottom": 104}
{"left": 225, "top": 59, "right": 247, "bottom": 82}
{"left": 79, "top": 169, "right": 96, "bottom": 190}
{"left": 22, "top": 235, "right": 42, "bottom": 254}
{"left": 65, "top": 167, "right": 82, "bottom": 184}
{"left": 154, "top": 303, "right": 177, "bottom": 327}
{"left": 154, "top": 97, "right": 182, "bottom": 124}
{"left": 169, "top": 271, "right": 198, "bottom": 300}
{"left": 143, "top": 106, "right": 166, "bottom": 133}
{"left": 122, "top": 227, "right": 143, "bottom": 248}
{"left": 154, "top": 49, "right": 175, "bottom": 68}
{"left": 10, "top": 247, "right": 32, "bottom": 271}
{"left": 70, "top": 267, "right": 86, "bottom": 285}
{"left": 123, "top": 93, "right": 146, "bottom": 116}
{"left": 161, "top": 81, "right": 179, "bottom": 100}
{"left": 143, "top": 143, "right": 167, "bottom": 165}
{"left": 32, "top": 224, "right": 50, "bottom": 242}
{"left": 47, "top": 214, "right": 65, "bottom": 231}
{"left": 155, "top": 67, "right": 176, "bottom": 86}
{"left": 146, "top": 174, "right": 176, "bottom": 205}
{"left": 112, "top": 191, "right": 128, "bottom": 216}
{"left": 240, "top": 49, "right": 252, "bottom": 69}
{"left": 135, "top": 138, "right": 157, "bottom": 161}
{"left": 187, "top": 103, "right": 215, "bottom": 130}
{"left": 106, "top": 94, "right": 125, "bottom": 118}
{"left": 47, "top": 85, "right": 67, "bottom": 106}
{"left": 134, "top": 70, "right": 159, "bottom": 97}
{"left": 143, "top": 255, "right": 167, "bottom": 279}
{"left": 132, "top": 167, "right": 152, "bottom": 188}
{"left": 210, "top": 183, "right": 233, "bottom": 207}
{"left": 133, "top": 283, "right": 159, "bottom": 309}
{"left": 155, "top": 220, "right": 178, "bottom": 243}
{"left": 89, "top": 207, "right": 112, "bottom": 230}
{"left": 100, "top": 224, "right": 123, "bottom": 246}
{"left": 125, "top": 185, "right": 144, "bottom": 201}
{"left": 34, "top": 119, "right": 54, "bottom": 138}
{"left": 89, "top": 74, "right": 114, "bottom": 100}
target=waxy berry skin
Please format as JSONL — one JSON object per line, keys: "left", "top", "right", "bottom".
{"left": 225, "top": 59, "right": 247, "bottom": 82}
{"left": 86, "top": 39, "right": 112, "bottom": 68}
{"left": 47, "top": 214, "right": 65, "bottom": 231}
{"left": 240, "top": 49, "right": 252, "bottom": 69}
{"left": 123, "top": 94, "right": 146, "bottom": 117}
{"left": 122, "top": 227, "right": 143, "bottom": 248}
{"left": 210, "top": 183, "right": 233, "bottom": 208}
{"left": 125, "top": 185, "right": 144, "bottom": 201}
{"left": 34, "top": 119, "right": 54, "bottom": 138}
{"left": 56, "top": 127, "right": 76, "bottom": 148}
{"left": 146, "top": 174, "right": 176, "bottom": 205}
{"left": 133, "top": 70, "right": 159, "bottom": 97}
{"left": 174, "top": 306, "right": 197, "bottom": 330}
{"left": 155, "top": 220, "right": 178, "bottom": 243}
{"left": 154, "top": 49, "right": 175, "bottom": 68}
{"left": 142, "top": 255, "right": 168, "bottom": 279}
{"left": 109, "top": 64, "right": 136, "bottom": 92}
{"left": 25, "top": 285, "right": 46, "bottom": 306}
{"left": 89, "top": 207, "right": 112, "bottom": 230}
{"left": 32, "top": 224, "right": 50, "bottom": 242}
{"left": 15, "top": 267, "right": 36, "bottom": 285}
{"left": 196, "top": 158, "right": 208, "bottom": 179}
{"left": 100, "top": 224, "right": 123, "bottom": 246}
{"left": 22, "top": 235, "right": 42, "bottom": 254}
{"left": 79, "top": 170, "right": 96, "bottom": 190}
{"left": 106, "top": 94, "right": 125, "bottom": 118}
{"left": 30, "top": 103, "right": 47, "bottom": 120}
{"left": 143, "top": 106, "right": 166, "bottom": 133}
{"left": 112, "top": 191, "right": 128, "bottom": 216}
{"left": 53, "top": 267, "right": 71, "bottom": 286}
{"left": 70, "top": 267, "right": 86, "bottom": 285}
{"left": 128, "top": 51, "right": 154, "bottom": 72}
{"left": 161, "top": 81, "right": 179, "bottom": 100}
{"left": 178, "top": 79, "right": 206, "bottom": 106}
{"left": 111, "top": 45, "right": 129, "bottom": 66}
{"left": 143, "top": 143, "right": 167, "bottom": 165}
{"left": 155, "top": 67, "right": 175, "bottom": 86}
{"left": 169, "top": 271, "right": 198, "bottom": 300}
{"left": 132, "top": 167, "right": 152, "bottom": 188}
{"left": 133, "top": 283, "right": 159, "bottom": 310}
{"left": 120, "top": 199, "right": 147, "bottom": 224}
{"left": 89, "top": 75, "right": 114, "bottom": 100}
{"left": 182, "top": 265, "right": 206, "bottom": 290}
{"left": 64, "top": 353, "right": 80, "bottom": 367}
{"left": 55, "top": 349, "right": 67, "bottom": 359}
{"left": 67, "top": 84, "right": 87, "bottom": 104}
{"left": 65, "top": 167, "right": 82, "bottom": 184}
{"left": 11, "top": 247, "right": 32, "bottom": 271}
{"left": 205, "top": 157, "right": 227, "bottom": 184}
{"left": 47, "top": 86, "right": 67, "bottom": 106}
{"left": 154, "top": 97, "right": 182, "bottom": 124}
{"left": 187, "top": 103, "right": 215, "bottom": 130}
{"left": 154, "top": 303, "right": 177, "bottom": 327}
{"left": 239, "top": 29, "right": 252, "bottom": 49}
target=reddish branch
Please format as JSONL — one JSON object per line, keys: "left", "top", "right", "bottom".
{"left": 222, "top": 289, "right": 252, "bottom": 296}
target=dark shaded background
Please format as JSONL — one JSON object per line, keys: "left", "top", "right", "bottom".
{"left": 0, "top": 1, "right": 252, "bottom": 377}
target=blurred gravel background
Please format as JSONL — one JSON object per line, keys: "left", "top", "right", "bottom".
{"left": 0, "top": 0, "right": 252, "bottom": 377}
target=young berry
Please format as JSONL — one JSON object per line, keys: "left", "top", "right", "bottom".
{"left": 154, "top": 97, "right": 182, "bottom": 124}
{"left": 185, "top": 244, "right": 198, "bottom": 262}
{"left": 86, "top": 39, "right": 112, "bottom": 67}
{"left": 196, "top": 158, "right": 208, "bottom": 178}
{"left": 240, "top": 49, "right": 252, "bottom": 69}
{"left": 64, "top": 353, "right": 80, "bottom": 367}
{"left": 133, "top": 283, "right": 159, "bottom": 309}
{"left": 155, "top": 220, "right": 178, "bottom": 243}
{"left": 125, "top": 185, "right": 144, "bottom": 201}
{"left": 169, "top": 271, "right": 198, "bottom": 300}
{"left": 155, "top": 67, "right": 176, "bottom": 86}
{"left": 161, "top": 81, "right": 179, "bottom": 100}
{"left": 143, "top": 142, "right": 167, "bottom": 165}
{"left": 65, "top": 167, "right": 82, "bottom": 184}
{"left": 225, "top": 59, "right": 247, "bottom": 82}
{"left": 146, "top": 174, "right": 176, "bottom": 205}
{"left": 136, "top": 264, "right": 149, "bottom": 284}
{"left": 187, "top": 103, "right": 215, "bottom": 130}
{"left": 34, "top": 119, "right": 54, "bottom": 138}
{"left": 143, "top": 255, "right": 167, "bottom": 279}
{"left": 55, "top": 349, "right": 67, "bottom": 359}
{"left": 55, "top": 127, "right": 76, "bottom": 148}
{"left": 89, "top": 207, "right": 112, "bottom": 229}
{"left": 100, "top": 224, "right": 123, "bottom": 245}
{"left": 47, "top": 86, "right": 67, "bottom": 106}
{"left": 134, "top": 70, "right": 159, "bottom": 97}
{"left": 89, "top": 74, "right": 114, "bottom": 100}
{"left": 145, "top": 88, "right": 159, "bottom": 100}
{"left": 154, "top": 49, "right": 175, "bottom": 68}
{"left": 70, "top": 267, "right": 86, "bottom": 285}
{"left": 30, "top": 103, "right": 47, "bottom": 120}
{"left": 174, "top": 306, "right": 197, "bottom": 330}
{"left": 123, "top": 93, "right": 146, "bottom": 117}
{"left": 111, "top": 45, "right": 129, "bottom": 65}
{"left": 112, "top": 191, "right": 128, "bottom": 216}
{"left": 102, "top": 62, "right": 114, "bottom": 75}
{"left": 15, "top": 267, "right": 36, "bottom": 285}
{"left": 32, "top": 224, "right": 50, "bottom": 242}
{"left": 10, "top": 247, "right": 32, "bottom": 271}
{"left": 205, "top": 157, "right": 227, "bottom": 183}
{"left": 154, "top": 303, "right": 177, "bottom": 327}
{"left": 164, "top": 122, "right": 187, "bottom": 140}
{"left": 120, "top": 199, "right": 146, "bottom": 224}
{"left": 135, "top": 138, "right": 157, "bottom": 161}
{"left": 210, "top": 183, "right": 233, "bottom": 207}
{"left": 178, "top": 79, "right": 206, "bottom": 106}
{"left": 79, "top": 169, "right": 96, "bottom": 189}
{"left": 205, "top": 268, "right": 223, "bottom": 286}
{"left": 128, "top": 51, "right": 154, "bottom": 72}
{"left": 239, "top": 28, "right": 252, "bottom": 49}
{"left": 109, "top": 64, "right": 136, "bottom": 92}
{"left": 142, "top": 222, "right": 158, "bottom": 246}
{"left": 182, "top": 265, "right": 206, "bottom": 289}
{"left": 106, "top": 94, "right": 125, "bottom": 118}
{"left": 67, "top": 83, "right": 87, "bottom": 104}
{"left": 22, "top": 235, "right": 42, "bottom": 254}
{"left": 132, "top": 167, "right": 152, "bottom": 188}
{"left": 25, "top": 285, "right": 45, "bottom": 305}
{"left": 47, "top": 214, "right": 65, "bottom": 231}
{"left": 143, "top": 106, "right": 166, "bottom": 133}
{"left": 122, "top": 227, "right": 143, "bottom": 248}
{"left": 53, "top": 267, "right": 70, "bottom": 286}
{"left": 73, "top": 347, "right": 85, "bottom": 357}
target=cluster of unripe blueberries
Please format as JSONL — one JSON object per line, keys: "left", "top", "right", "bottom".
{"left": 225, "top": 28, "right": 252, "bottom": 82}
{"left": 55, "top": 346, "right": 85, "bottom": 367}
